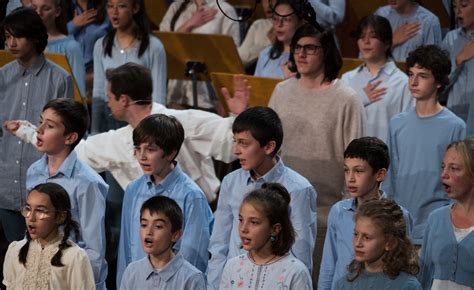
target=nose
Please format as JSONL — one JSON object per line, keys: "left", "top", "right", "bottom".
{"left": 239, "top": 221, "right": 248, "bottom": 234}
{"left": 354, "top": 235, "right": 362, "bottom": 247}
{"left": 7, "top": 37, "right": 17, "bottom": 48}
{"left": 36, "top": 123, "right": 45, "bottom": 134}
{"left": 441, "top": 167, "right": 449, "bottom": 180}
{"left": 233, "top": 144, "right": 241, "bottom": 156}
{"left": 410, "top": 76, "right": 418, "bottom": 87}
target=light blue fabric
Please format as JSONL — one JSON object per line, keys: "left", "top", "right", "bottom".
{"left": 308, "top": 0, "right": 345, "bottom": 29}
{"left": 67, "top": 0, "right": 111, "bottom": 66}
{"left": 26, "top": 151, "right": 109, "bottom": 289}
{"left": 341, "top": 61, "right": 414, "bottom": 143}
{"left": 382, "top": 107, "right": 465, "bottom": 244}
{"left": 47, "top": 36, "right": 86, "bottom": 96}
{"left": 120, "top": 253, "right": 206, "bottom": 290}
{"left": 0, "top": 55, "right": 73, "bottom": 212}
{"left": 6, "top": 0, "right": 22, "bottom": 15}
{"left": 442, "top": 28, "right": 474, "bottom": 123}
{"left": 419, "top": 205, "right": 474, "bottom": 289}
{"left": 335, "top": 271, "right": 422, "bottom": 290}
{"left": 374, "top": 4, "right": 442, "bottom": 61}
{"left": 318, "top": 195, "right": 413, "bottom": 290}
{"left": 254, "top": 46, "right": 289, "bottom": 79}
{"left": 117, "top": 163, "right": 213, "bottom": 288}
{"left": 92, "top": 34, "right": 167, "bottom": 104}
{"left": 207, "top": 157, "right": 317, "bottom": 290}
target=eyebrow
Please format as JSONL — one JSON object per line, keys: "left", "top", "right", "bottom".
{"left": 141, "top": 218, "right": 167, "bottom": 223}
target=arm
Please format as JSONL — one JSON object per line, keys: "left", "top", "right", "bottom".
{"left": 218, "top": 262, "right": 232, "bottom": 290}
{"left": 77, "top": 181, "right": 108, "bottom": 286}
{"left": 66, "top": 40, "right": 86, "bottom": 96}
{"left": 422, "top": 17, "right": 442, "bottom": 46}
{"left": 177, "top": 193, "right": 211, "bottom": 273}
{"left": 68, "top": 248, "right": 96, "bottom": 290}
{"left": 58, "top": 74, "right": 75, "bottom": 99}
{"left": 342, "top": 96, "right": 366, "bottom": 149}
{"left": 418, "top": 217, "right": 434, "bottom": 290}
{"left": 219, "top": 3, "right": 240, "bottom": 45}
{"left": 290, "top": 265, "right": 313, "bottom": 290}
{"left": 183, "top": 272, "right": 207, "bottom": 290}
{"left": 2, "top": 242, "right": 19, "bottom": 288}
{"left": 207, "top": 180, "right": 234, "bottom": 290}
{"left": 92, "top": 38, "right": 105, "bottom": 100}
{"left": 317, "top": 206, "right": 339, "bottom": 290}
{"left": 382, "top": 121, "right": 399, "bottom": 198}
{"left": 289, "top": 186, "right": 317, "bottom": 271}
{"left": 149, "top": 37, "right": 167, "bottom": 105}
{"left": 238, "top": 21, "right": 272, "bottom": 65}
{"left": 116, "top": 186, "right": 133, "bottom": 288}
{"left": 119, "top": 265, "right": 133, "bottom": 290}
{"left": 308, "top": 0, "right": 345, "bottom": 26}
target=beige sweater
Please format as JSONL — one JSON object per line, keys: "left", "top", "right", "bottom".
{"left": 269, "top": 78, "right": 366, "bottom": 225}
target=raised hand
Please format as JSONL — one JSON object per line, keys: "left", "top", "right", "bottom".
{"left": 456, "top": 40, "right": 474, "bottom": 66}
{"left": 180, "top": 7, "right": 218, "bottom": 32}
{"left": 363, "top": 80, "right": 387, "bottom": 103}
{"left": 392, "top": 21, "right": 421, "bottom": 47}
{"left": 72, "top": 8, "right": 98, "bottom": 27}
{"left": 3, "top": 120, "right": 21, "bottom": 135}
{"left": 222, "top": 75, "right": 250, "bottom": 115}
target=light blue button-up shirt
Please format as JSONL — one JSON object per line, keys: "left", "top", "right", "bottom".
{"left": 341, "top": 61, "right": 414, "bottom": 143}
{"left": 92, "top": 34, "right": 167, "bottom": 104}
{"left": 254, "top": 46, "right": 289, "bottom": 79}
{"left": 207, "top": 157, "right": 317, "bottom": 290}
{"left": 318, "top": 195, "right": 413, "bottom": 290}
{"left": 26, "top": 151, "right": 109, "bottom": 289}
{"left": 120, "top": 253, "right": 206, "bottom": 290}
{"left": 442, "top": 28, "right": 474, "bottom": 123}
{"left": 375, "top": 4, "right": 442, "bottom": 61}
{"left": 382, "top": 107, "right": 465, "bottom": 244}
{"left": 117, "top": 163, "right": 213, "bottom": 288}
{"left": 309, "top": 0, "right": 345, "bottom": 29}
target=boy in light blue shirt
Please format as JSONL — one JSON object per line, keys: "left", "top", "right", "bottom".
{"left": 117, "top": 114, "right": 213, "bottom": 288}
{"left": 207, "top": 106, "right": 317, "bottom": 290}
{"left": 24, "top": 98, "right": 109, "bottom": 289}
{"left": 318, "top": 137, "right": 412, "bottom": 290}
{"left": 382, "top": 45, "right": 466, "bottom": 246}
{"left": 120, "top": 195, "right": 206, "bottom": 290}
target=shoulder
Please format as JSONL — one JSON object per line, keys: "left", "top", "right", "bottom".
{"left": 341, "top": 67, "right": 360, "bottom": 82}
{"left": 439, "top": 108, "right": 466, "bottom": 127}
{"left": 390, "top": 109, "right": 413, "bottom": 125}
{"left": 427, "top": 205, "right": 450, "bottom": 222}
{"left": 125, "top": 175, "right": 148, "bottom": 195}
{"left": 417, "top": 5, "right": 440, "bottom": 22}
{"left": 44, "top": 59, "right": 70, "bottom": 78}
{"left": 62, "top": 240, "right": 89, "bottom": 260}
{"left": 222, "top": 168, "right": 245, "bottom": 184}
{"left": 274, "top": 77, "right": 297, "bottom": 92}
{"left": 93, "top": 36, "right": 106, "bottom": 50}
{"left": 7, "top": 239, "right": 27, "bottom": 253}
{"left": 64, "top": 37, "right": 81, "bottom": 51}
{"left": 148, "top": 34, "right": 165, "bottom": 50}
{"left": 394, "top": 272, "right": 422, "bottom": 289}
{"left": 374, "top": 5, "right": 391, "bottom": 16}
{"left": 258, "top": 45, "right": 272, "bottom": 58}
{"left": 281, "top": 165, "right": 314, "bottom": 190}
{"left": 179, "top": 259, "right": 205, "bottom": 278}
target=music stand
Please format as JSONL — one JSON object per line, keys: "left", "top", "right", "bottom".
{"left": 154, "top": 31, "right": 245, "bottom": 108}
{"left": 210, "top": 72, "right": 282, "bottom": 114}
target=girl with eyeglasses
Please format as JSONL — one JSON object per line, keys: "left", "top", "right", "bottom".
{"left": 2, "top": 183, "right": 95, "bottom": 290}
{"left": 254, "top": 0, "right": 305, "bottom": 79}
{"left": 341, "top": 15, "right": 414, "bottom": 143}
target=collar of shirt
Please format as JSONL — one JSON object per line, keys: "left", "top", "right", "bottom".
{"left": 388, "top": 3, "right": 420, "bottom": 18}
{"left": 358, "top": 61, "right": 398, "bottom": 78}
{"left": 244, "top": 156, "right": 285, "bottom": 185}
{"left": 33, "top": 151, "right": 78, "bottom": 179}
{"left": 341, "top": 190, "right": 388, "bottom": 212}
{"left": 145, "top": 162, "right": 184, "bottom": 191}
{"left": 19, "top": 53, "right": 47, "bottom": 77}
{"left": 456, "top": 27, "right": 474, "bottom": 40}
{"left": 145, "top": 253, "right": 185, "bottom": 282}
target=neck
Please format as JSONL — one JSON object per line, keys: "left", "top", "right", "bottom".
{"left": 149, "top": 250, "right": 175, "bottom": 269}
{"left": 251, "top": 157, "right": 277, "bottom": 180}
{"left": 464, "top": 25, "right": 474, "bottom": 35}
{"left": 415, "top": 98, "right": 443, "bottom": 117}
{"left": 453, "top": 191, "right": 474, "bottom": 217}
{"left": 152, "top": 163, "right": 174, "bottom": 185}
{"left": 47, "top": 25, "right": 65, "bottom": 40}
{"left": 298, "top": 71, "right": 332, "bottom": 90}
{"left": 365, "top": 57, "right": 388, "bottom": 76}
{"left": 396, "top": 1, "right": 417, "bottom": 16}
{"left": 249, "top": 247, "right": 278, "bottom": 265}
{"left": 356, "top": 186, "right": 381, "bottom": 207}
{"left": 47, "top": 149, "right": 71, "bottom": 176}
{"left": 365, "top": 255, "right": 384, "bottom": 272}
{"left": 116, "top": 23, "right": 136, "bottom": 39}
{"left": 19, "top": 52, "right": 39, "bottom": 68}
{"left": 127, "top": 105, "right": 153, "bottom": 128}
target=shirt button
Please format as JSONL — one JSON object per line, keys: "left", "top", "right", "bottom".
{"left": 25, "top": 82, "right": 28, "bottom": 86}
{"left": 22, "top": 102, "right": 26, "bottom": 106}
{"left": 15, "top": 160, "right": 19, "bottom": 164}
{"left": 14, "top": 180, "right": 18, "bottom": 184}
{"left": 18, "top": 141, "right": 22, "bottom": 144}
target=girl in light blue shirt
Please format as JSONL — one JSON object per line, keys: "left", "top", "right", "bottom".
{"left": 335, "top": 199, "right": 421, "bottom": 290}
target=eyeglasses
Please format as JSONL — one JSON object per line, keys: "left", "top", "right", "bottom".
{"left": 21, "top": 205, "right": 55, "bottom": 220}
{"left": 293, "top": 44, "right": 322, "bottom": 55}
{"left": 271, "top": 15, "right": 295, "bottom": 25}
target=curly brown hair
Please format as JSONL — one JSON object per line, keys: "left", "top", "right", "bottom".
{"left": 347, "top": 199, "right": 419, "bottom": 281}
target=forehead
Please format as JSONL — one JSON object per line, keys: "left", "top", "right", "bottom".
{"left": 240, "top": 201, "right": 265, "bottom": 218}
{"left": 355, "top": 216, "right": 382, "bottom": 234}
{"left": 344, "top": 157, "right": 371, "bottom": 167}
{"left": 141, "top": 209, "right": 170, "bottom": 222}
{"left": 444, "top": 147, "right": 463, "bottom": 163}
{"left": 274, "top": 3, "right": 295, "bottom": 14}
{"left": 233, "top": 130, "right": 257, "bottom": 141}
{"left": 296, "top": 36, "right": 320, "bottom": 45}
{"left": 41, "top": 107, "right": 63, "bottom": 122}
{"left": 409, "top": 64, "right": 434, "bottom": 75}
{"left": 27, "top": 190, "right": 53, "bottom": 206}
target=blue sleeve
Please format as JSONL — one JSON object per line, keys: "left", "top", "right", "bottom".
{"left": 77, "top": 181, "right": 107, "bottom": 287}
{"left": 318, "top": 205, "right": 339, "bottom": 290}
{"left": 183, "top": 272, "right": 207, "bottom": 290}
{"left": 177, "top": 192, "right": 211, "bottom": 273}
{"left": 418, "top": 215, "right": 434, "bottom": 290}
{"left": 254, "top": 48, "right": 268, "bottom": 77}
{"left": 92, "top": 38, "right": 106, "bottom": 100}
{"left": 207, "top": 180, "right": 234, "bottom": 290}
{"left": 116, "top": 185, "right": 134, "bottom": 288}
{"left": 423, "top": 16, "right": 442, "bottom": 46}
{"left": 289, "top": 186, "right": 317, "bottom": 271}
{"left": 65, "top": 40, "right": 86, "bottom": 96}
{"left": 149, "top": 37, "right": 167, "bottom": 105}
{"left": 402, "top": 208, "right": 414, "bottom": 238}
{"left": 119, "top": 264, "right": 133, "bottom": 290}
{"left": 308, "top": 0, "right": 345, "bottom": 26}
{"left": 382, "top": 120, "right": 398, "bottom": 198}
{"left": 67, "top": 20, "right": 82, "bottom": 36}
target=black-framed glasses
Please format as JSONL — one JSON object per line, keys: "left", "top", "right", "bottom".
{"left": 294, "top": 44, "right": 322, "bottom": 55}
{"left": 21, "top": 205, "right": 56, "bottom": 219}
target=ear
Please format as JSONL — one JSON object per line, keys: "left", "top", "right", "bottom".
{"left": 55, "top": 211, "right": 67, "bottom": 225}
{"left": 120, "top": 94, "right": 130, "bottom": 106}
{"left": 64, "top": 132, "right": 79, "bottom": 146}
{"left": 375, "top": 168, "right": 387, "bottom": 182}
{"left": 165, "top": 149, "right": 178, "bottom": 162}
{"left": 55, "top": 5, "right": 62, "bottom": 18}
{"left": 271, "top": 223, "right": 282, "bottom": 237}
{"left": 132, "top": 1, "right": 140, "bottom": 14}
{"left": 384, "top": 235, "right": 398, "bottom": 252}
{"left": 171, "top": 229, "right": 182, "bottom": 243}
{"left": 263, "top": 141, "right": 277, "bottom": 156}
